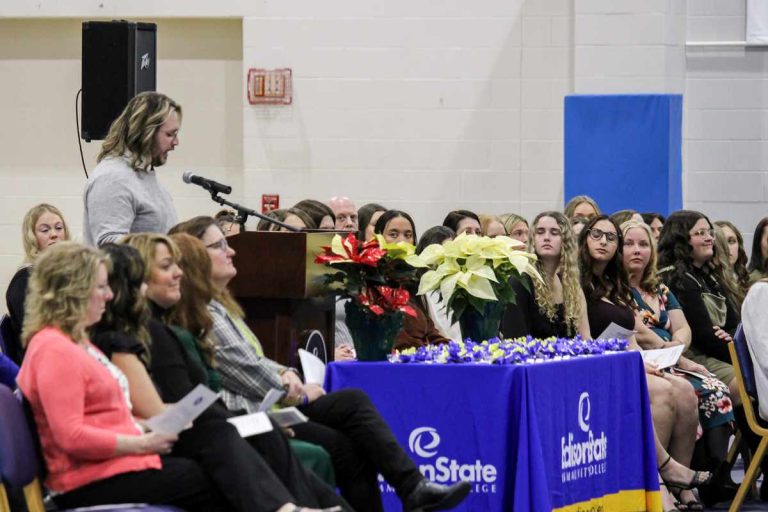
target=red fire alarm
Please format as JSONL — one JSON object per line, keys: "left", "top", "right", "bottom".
{"left": 262, "top": 194, "right": 279, "bottom": 213}
{"left": 248, "top": 68, "right": 292, "bottom": 105}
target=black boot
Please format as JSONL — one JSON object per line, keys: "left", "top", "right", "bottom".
{"left": 402, "top": 480, "right": 471, "bottom": 512}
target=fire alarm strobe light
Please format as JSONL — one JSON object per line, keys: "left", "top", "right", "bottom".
{"left": 248, "top": 68, "right": 292, "bottom": 105}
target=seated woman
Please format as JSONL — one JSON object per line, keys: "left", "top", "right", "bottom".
{"left": 499, "top": 213, "right": 529, "bottom": 244}
{"left": 748, "top": 217, "right": 768, "bottom": 283}
{"left": 170, "top": 216, "right": 471, "bottom": 512}
{"left": 564, "top": 195, "right": 601, "bottom": 236}
{"left": 17, "top": 242, "right": 220, "bottom": 510}
{"left": 415, "top": 226, "right": 461, "bottom": 341}
{"left": 374, "top": 211, "right": 451, "bottom": 350}
{"left": 642, "top": 212, "right": 665, "bottom": 242}
{"left": 478, "top": 214, "right": 507, "bottom": 238}
{"left": 5, "top": 203, "right": 70, "bottom": 365}
{"left": 622, "top": 220, "right": 736, "bottom": 506}
{"left": 578, "top": 216, "right": 708, "bottom": 511}
{"left": 357, "top": 202, "right": 387, "bottom": 241}
{"left": 714, "top": 220, "right": 750, "bottom": 296}
{"left": 97, "top": 238, "right": 346, "bottom": 512}
{"left": 442, "top": 209, "right": 482, "bottom": 236}
{"left": 501, "top": 211, "right": 589, "bottom": 339}
{"left": 293, "top": 199, "right": 336, "bottom": 230}
{"left": 657, "top": 211, "right": 742, "bottom": 405}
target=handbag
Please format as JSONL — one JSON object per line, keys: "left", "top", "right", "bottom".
{"left": 685, "top": 271, "right": 727, "bottom": 327}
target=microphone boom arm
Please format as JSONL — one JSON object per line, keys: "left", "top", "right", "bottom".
{"left": 208, "top": 191, "right": 300, "bottom": 232}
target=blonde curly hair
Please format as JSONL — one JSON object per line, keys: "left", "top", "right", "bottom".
{"left": 529, "top": 211, "right": 582, "bottom": 335}
{"left": 22, "top": 242, "right": 109, "bottom": 346}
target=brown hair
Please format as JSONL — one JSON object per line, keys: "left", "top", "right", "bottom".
{"left": 168, "top": 233, "right": 217, "bottom": 366}
{"left": 170, "top": 216, "right": 244, "bottom": 317}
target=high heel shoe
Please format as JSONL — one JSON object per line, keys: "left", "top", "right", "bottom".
{"left": 658, "top": 455, "right": 712, "bottom": 490}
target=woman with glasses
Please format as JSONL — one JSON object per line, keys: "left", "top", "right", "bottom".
{"left": 657, "top": 211, "right": 748, "bottom": 506}
{"left": 578, "top": 216, "right": 708, "bottom": 511}
{"left": 657, "top": 212, "right": 741, "bottom": 404}
{"left": 623, "top": 220, "right": 736, "bottom": 509}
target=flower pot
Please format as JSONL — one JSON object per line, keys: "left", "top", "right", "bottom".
{"left": 344, "top": 300, "right": 404, "bottom": 361}
{"left": 458, "top": 301, "right": 505, "bottom": 342}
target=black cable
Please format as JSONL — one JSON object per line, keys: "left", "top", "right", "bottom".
{"left": 75, "top": 89, "right": 88, "bottom": 179}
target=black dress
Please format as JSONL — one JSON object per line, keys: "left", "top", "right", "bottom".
{"left": 4, "top": 266, "right": 30, "bottom": 365}
{"left": 586, "top": 298, "right": 635, "bottom": 339}
{"left": 91, "top": 305, "right": 349, "bottom": 512}
{"left": 501, "top": 274, "right": 571, "bottom": 339}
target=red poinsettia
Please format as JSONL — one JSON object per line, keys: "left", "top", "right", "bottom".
{"left": 315, "top": 233, "right": 421, "bottom": 318}
{"left": 358, "top": 286, "right": 417, "bottom": 317}
{"left": 314, "top": 233, "right": 386, "bottom": 267}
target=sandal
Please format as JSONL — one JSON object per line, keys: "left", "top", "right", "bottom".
{"left": 670, "top": 488, "right": 704, "bottom": 511}
{"left": 658, "top": 455, "right": 712, "bottom": 491}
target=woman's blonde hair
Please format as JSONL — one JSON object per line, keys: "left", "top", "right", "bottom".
{"left": 478, "top": 214, "right": 507, "bottom": 236}
{"left": 620, "top": 220, "right": 659, "bottom": 293}
{"left": 564, "top": 195, "right": 601, "bottom": 220}
{"left": 529, "top": 211, "right": 582, "bottom": 335}
{"left": 21, "top": 203, "right": 70, "bottom": 263}
{"left": 22, "top": 242, "right": 108, "bottom": 346}
{"left": 98, "top": 92, "right": 182, "bottom": 172}
{"left": 499, "top": 213, "right": 526, "bottom": 235}
{"left": 121, "top": 232, "right": 181, "bottom": 282}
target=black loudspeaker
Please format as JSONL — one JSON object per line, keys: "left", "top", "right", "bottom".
{"left": 81, "top": 20, "right": 157, "bottom": 142}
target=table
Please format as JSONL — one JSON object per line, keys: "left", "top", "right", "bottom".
{"left": 325, "top": 351, "right": 662, "bottom": 511}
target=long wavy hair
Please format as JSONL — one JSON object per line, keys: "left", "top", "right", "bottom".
{"left": 578, "top": 215, "right": 633, "bottom": 307}
{"left": 169, "top": 216, "right": 245, "bottom": 318}
{"left": 564, "top": 195, "right": 601, "bottom": 220}
{"left": 22, "top": 242, "right": 109, "bottom": 346}
{"left": 95, "top": 244, "right": 152, "bottom": 362}
{"left": 713, "top": 224, "right": 746, "bottom": 306}
{"left": 97, "top": 92, "right": 182, "bottom": 172}
{"left": 748, "top": 217, "right": 768, "bottom": 275}
{"left": 21, "top": 203, "right": 71, "bottom": 263}
{"left": 657, "top": 210, "right": 740, "bottom": 308}
{"left": 714, "top": 220, "right": 749, "bottom": 292}
{"left": 167, "top": 233, "right": 217, "bottom": 366}
{"left": 620, "top": 220, "right": 659, "bottom": 293}
{"left": 530, "top": 211, "right": 582, "bottom": 334}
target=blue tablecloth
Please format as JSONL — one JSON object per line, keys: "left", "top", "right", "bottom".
{"left": 325, "top": 351, "right": 661, "bottom": 511}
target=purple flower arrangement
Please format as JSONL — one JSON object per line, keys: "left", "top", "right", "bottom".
{"left": 389, "top": 336, "right": 629, "bottom": 365}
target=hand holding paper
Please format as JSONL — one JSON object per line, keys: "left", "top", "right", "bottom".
{"left": 640, "top": 345, "right": 685, "bottom": 370}
{"left": 145, "top": 384, "right": 218, "bottom": 435}
{"left": 597, "top": 322, "right": 636, "bottom": 341}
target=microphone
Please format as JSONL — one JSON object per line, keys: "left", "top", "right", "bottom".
{"left": 182, "top": 171, "right": 232, "bottom": 195}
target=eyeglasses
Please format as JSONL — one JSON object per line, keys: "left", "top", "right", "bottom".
{"left": 205, "top": 238, "right": 230, "bottom": 252}
{"left": 587, "top": 228, "right": 618, "bottom": 244}
{"left": 690, "top": 228, "right": 715, "bottom": 238}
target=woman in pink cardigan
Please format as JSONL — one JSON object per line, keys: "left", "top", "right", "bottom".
{"left": 16, "top": 242, "right": 221, "bottom": 510}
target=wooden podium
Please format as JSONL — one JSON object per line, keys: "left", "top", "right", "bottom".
{"left": 227, "top": 231, "right": 337, "bottom": 366}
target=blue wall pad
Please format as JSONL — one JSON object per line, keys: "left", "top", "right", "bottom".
{"left": 564, "top": 94, "right": 682, "bottom": 216}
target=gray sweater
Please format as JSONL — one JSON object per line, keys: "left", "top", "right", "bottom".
{"left": 83, "top": 156, "right": 178, "bottom": 246}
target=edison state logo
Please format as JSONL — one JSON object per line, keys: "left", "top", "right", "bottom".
{"left": 561, "top": 391, "right": 608, "bottom": 482}
{"left": 409, "top": 427, "right": 441, "bottom": 458}
{"left": 578, "top": 392, "right": 590, "bottom": 433}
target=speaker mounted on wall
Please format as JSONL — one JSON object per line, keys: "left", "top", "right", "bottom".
{"left": 81, "top": 20, "right": 157, "bottom": 142}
